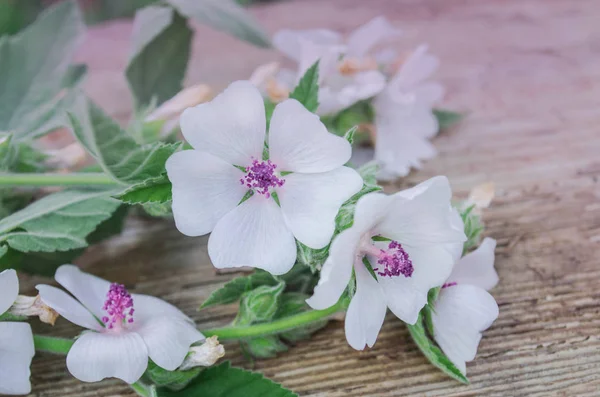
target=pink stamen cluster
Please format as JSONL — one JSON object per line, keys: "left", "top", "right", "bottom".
{"left": 442, "top": 282, "right": 457, "bottom": 289}
{"left": 374, "top": 241, "right": 414, "bottom": 278}
{"left": 102, "top": 283, "right": 134, "bottom": 329}
{"left": 240, "top": 159, "right": 285, "bottom": 198}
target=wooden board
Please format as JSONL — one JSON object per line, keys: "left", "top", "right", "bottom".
{"left": 22, "top": 0, "right": 600, "bottom": 395}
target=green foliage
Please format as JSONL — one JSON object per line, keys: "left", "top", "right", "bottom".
{"left": 68, "top": 98, "right": 181, "bottom": 185}
{"left": 406, "top": 311, "right": 469, "bottom": 384}
{"left": 434, "top": 109, "right": 463, "bottom": 130}
{"left": 295, "top": 242, "right": 329, "bottom": 273}
{"left": 276, "top": 293, "right": 328, "bottom": 342}
{"left": 165, "top": 0, "right": 271, "bottom": 48}
{"left": 289, "top": 61, "right": 320, "bottom": 113}
{"left": 126, "top": 6, "right": 192, "bottom": 109}
{"left": 322, "top": 100, "right": 374, "bottom": 142}
{"left": 343, "top": 126, "right": 358, "bottom": 145}
{"left": 0, "top": 1, "right": 85, "bottom": 142}
{"left": 357, "top": 161, "right": 379, "bottom": 187}
{"left": 335, "top": 184, "right": 382, "bottom": 233}
{"left": 460, "top": 204, "right": 484, "bottom": 253}
{"left": 114, "top": 175, "right": 172, "bottom": 204}
{"left": 242, "top": 335, "right": 288, "bottom": 359}
{"left": 146, "top": 360, "right": 201, "bottom": 392}
{"left": 236, "top": 282, "right": 285, "bottom": 325}
{"left": 157, "top": 361, "right": 297, "bottom": 397}
{"left": 201, "top": 270, "right": 278, "bottom": 309}
{"left": 0, "top": 190, "right": 120, "bottom": 253}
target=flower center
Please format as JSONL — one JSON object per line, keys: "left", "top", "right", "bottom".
{"left": 362, "top": 240, "right": 414, "bottom": 278}
{"left": 240, "top": 159, "right": 285, "bottom": 198}
{"left": 102, "top": 283, "right": 134, "bottom": 330}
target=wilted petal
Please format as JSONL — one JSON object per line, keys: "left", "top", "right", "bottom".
{"left": 66, "top": 331, "right": 148, "bottom": 384}
{"left": 0, "top": 269, "right": 19, "bottom": 316}
{"left": 448, "top": 238, "right": 498, "bottom": 290}
{"left": 208, "top": 195, "right": 296, "bottom": 275}
{"left": 166, "top": 150, "right": 247, "bottom": 236}
{"left": 36, "top": 285, "right": 103, "bottom": 331}
{"left": 179, "top": 81, "right": 265, "bottom": 166}
{"left": 346, "top": 16, "right": 401, "bottom": 58}
{"left": 0, "top": 322, "right": 34, "bottom": 395}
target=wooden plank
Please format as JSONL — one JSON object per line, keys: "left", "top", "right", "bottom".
{"left": 21, "top": 0, "right": 600, "bottom": 395}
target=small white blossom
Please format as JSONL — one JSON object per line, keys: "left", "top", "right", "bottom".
{"left": 373, "top": 45, "right": 445, "bottom": 180}
{"left": 179, "top": 336, "right": 225, "bottom": 370}
{"left": 306, "top": 176, "right": 466, "bottom": 350}
{"left": 431, "top": 238, "right": 500, "bottom": 374}
{"left": 166, "top": 81, "right": 363, "bottom": 275}
{"left": 0, "top": 269, "right": 35, "bottom": 395}
{"left": 37, "top": 265, "right": 203, "bottom": 384}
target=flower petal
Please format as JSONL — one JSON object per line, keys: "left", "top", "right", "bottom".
{"left": 376, "top": 243, "right": 455, "bottom": 324}
{"left": 278, "top": 166, "right": 363, "bottom": 249}
{"left": 273, "top": 29, "right": 342, "bottom": 62}
{"left": 413, "top": 82, "right": 445, "bottom": 108}
{"left": 0, "top": 269, "right": 18, "bottom": 316}
{"left": 389, "top": 44, "right": 439, "bottom": 90}
{"left": 448, "top": 238, "right": 499, "bottom": 290}
{"left": 179, "top": 81, "right": 265, "bottom": 166}
{"left": 54, "top": 264, "right": 110, "bottom": 319}
{"left": 132, "top": 294, "right": 194, "bottom": 324}
{"left": 208, "top": 195, "right": 296, "bottom": 275}
{"left": 432, "top": 284, "right": 499, "bottom": 374}
{"left": 346, "top": 16, "right": 401, "bottom": 58}
{"left": 0, "top": 323, "right": 34, "bottom": 395}
{"left": 136, "top": 316, "right": 203, "bottom": 371}
{"left": 269, "top": 99, "right": 352, "bottom": 173}
{"left": 319, "top": 70, "right": 386, "bottom": 116}
{"left": 377, "top": 176, "right": 467, "bottom": 246}
{"left": 345, "top": 259, "right": 387, "bottom": 350}
{"left": 36, "top": 285, "right": 103, "bottom": 331}
{"left": 166, "top": 150, "right": 247, "bottom": 236}
{"left": 66, "top": 331, "right": 148, "bottom": 384}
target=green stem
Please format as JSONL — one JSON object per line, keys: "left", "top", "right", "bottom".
{"left": 34, "top": 334, "right": 74, "bottom": 354}
{"left": 0, "top": 172, "right": 117, "bottom": 186}
{"left": 204, "top": 301, "right": 343, "bottom": 340}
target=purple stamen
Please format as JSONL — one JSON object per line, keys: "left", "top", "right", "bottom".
{"left": 442, "top": 282, "right": 457, "bottom": 289}
{"left": 240, "top": 159, "right": 285, "bottom": 197}
{"left": 373, "top": 240, "right": 414, "bottom": 278}
{"left": 102, "top": 283, "right": 134, "bottom": 329}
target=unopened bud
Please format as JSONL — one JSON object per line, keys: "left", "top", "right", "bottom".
{"left": 10, "top": 295, "right": 59, "bottom": 325}
{"left": 179, "top": 336, "right": 225, "bottom": 371}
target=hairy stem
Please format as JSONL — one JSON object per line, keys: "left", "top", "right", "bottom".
{"left": 0, "top": 172, "right": 117, "bottom": 186}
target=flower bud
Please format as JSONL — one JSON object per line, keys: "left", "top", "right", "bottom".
{"left": 179, "top": 336, "right": 225, "bottom": 371}
{"left": 10, "top": 295, "right": 59, "bottom": 325}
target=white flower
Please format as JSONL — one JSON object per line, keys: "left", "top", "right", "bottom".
{"left": 431, "top": 238, "right": 499, "bottom": 374}
{"left": 0, "top": 269, "right": 35, "bottom": 395}
{"left": 306, "top": 176, "right": 466, "bottom": 350}
{"left": 373, "top": 45, "right": 444, "bottom": 180}
{"left": 36, "top": 265, "right": 203, "bottom": 384}
{"left": 166, "top": 81, "right": 363, "bottom": 275}
{"left": 273, "top": 16, "right": 400, "bottom": 115}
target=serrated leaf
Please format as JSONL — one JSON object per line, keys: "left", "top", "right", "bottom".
{"left": 242, "top": 336, "right": 288, "bottom": 359}
{"left": 434, "top": 109, "right": 463, "bottom": 130}
{"left": 68, "top": 97, "right": 181, "bottom": 184}
{"left": 0, "top": 190, "right": 120, "bottom": 253}
{"left": 114, "top": 175, "right": 172, "bottom": 204}
{"left": 166, "top": 0, "right": 271, "bottom": 48}
{"left": 146, "top": 360, "right": 201, "bottom": 392}
{"left": 406, "top": 312, "right": 469, "bottom": 384}
{"left": 157, "top": 361, "right": 297, "bottom": 397}
{"left": 201, "top": 270, "right": 278, "bottom": 309}
{"left": 126, "top": 6, "right": 193, "bottom": 109}
{"left": 142, "top": 201, "right": 173, "bottom": 218}
{"left": 0, "top": 1, "right": 85, "bottom": 141}
{"left": 289, "top": 61, "right": 319, "bottom": 113}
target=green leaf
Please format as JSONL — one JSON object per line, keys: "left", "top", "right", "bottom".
{"left": 343, "top": 125, "right": 358, "bottom": 145}
{"left": 126, "top": 6, "right": 193, "bottom": 109}
{"left": 357, "top": 161, "right": 379, "bottom": 187}
{"left": 335, "top": 184, "right": 382, "bottom": 233}
{"left": 68, "top": 98, "right": 181, "bottom": 184}
{"left": 0, "top": 245, "right": 6, "bottom": 260}
{"left": 142, "top": 201, "right": 173, "bottom": 218}
{"left": 236, "top": 282, "right": 285, "bottom": 325}
{"left": 166, "top": 0, "right": 271, "bottom": 48}
{"left": 157, "top": 361, "right": 297, "bottom": 397}
{"left": 278, "top": 263, "right": 318, "bottom": 294}
{"left": 296, "top": 242, "right": 329, "bottom": 273}
{"left": 114, "top": 175, "right": 172, "bottom": 204}
{"left": 433, "top": 109, "right": 463, "bottom": 130}
{"left": 0, "top": 190, "right": 120, "bottom": 253}
{"left": 242, "top": 336, "right": 288, "bottom": 359}
{"left": 459, "top": 204, "right": 484, "bottom": 253}
{"left": 406, "top": 312, "right": 469, "bottom": 384}
{"left": 201, "top": 270, "right": 278, "bottom": 309}
{"left": 276, "top": 293, "right": 328, "bottom": 342}
{"left": 0, "top": 1, "right": 85, "bottom": 141}
{"left": 289, "top": 61, "right": 319, "bottom": 113}
{"left": 146, "top": 360, "right": 201, "bottom": 392}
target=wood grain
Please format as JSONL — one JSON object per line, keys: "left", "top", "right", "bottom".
{"left": 21, "top": 0, "right": 600, "bottom": 395}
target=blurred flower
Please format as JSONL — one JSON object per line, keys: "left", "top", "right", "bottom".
{"left": 0, "top": 269, "right": 35, "bottom": 395}
{"left": 306, "top": 176, "right": 466, "bottom": 350}
{"left": 465, "top": 182, "right": 496, "bottom": 214}
{"left": 373, "top": 45, "right": 444, "bottom": 180}
{"left": 430, "top": 238, "right": 499, "bottom": 374}
{"left": 37, "top": 265, "right": 203, "bottom": 384}
{"left": 179, "top": 336, "right": 225, "bottom": 370}
{"left": 166, "top": 81, "right": 362, "bottom": 275}
{"left": 273, "top": 16, "right": 401, "bottom": 115}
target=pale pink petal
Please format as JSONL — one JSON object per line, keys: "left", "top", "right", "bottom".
{"left": 0, "top": 269, "right": 19, "bottom": 315}
{"left": 273, "top": 29, "right": 342, "bottom": 62}
{"left": 448, "top": 238, "right": 498, "bottom": 290}
{"left": 0, "top": 322, "right": 34, "bottom": 395}
{"left": 36, "top": 285, "right": 103, "bottom": 331}
{"left": 54, "top": 264, "right": 110, "bottom": 319}
{"left": 346, "top": 16, "right": 401, "bottom": 58}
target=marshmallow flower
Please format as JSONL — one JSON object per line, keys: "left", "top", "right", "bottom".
{"left": 37, "top": 265, "right": 203, "bottom": 384}
{"left": 166, "top": 81, "right": 363, "bottom": 275}
{"left": 306, "top": 176, "right": 466, "bottom": 350}
{"left": 431, "top": 238, "right": 500, "bottom": 374}
{"left": 373, "top": 45, "right": 444, "bottom": 180}
{"left": 273, "top": 17, "right": 400, "bottom": 115}
{"left": 0, "top": 269, "right": 35, "bottom": 395}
